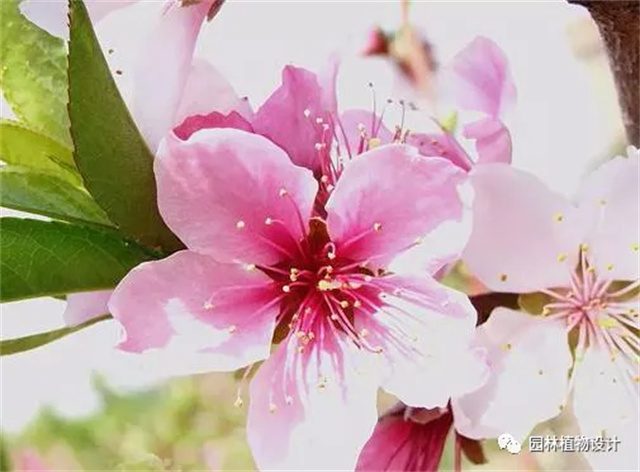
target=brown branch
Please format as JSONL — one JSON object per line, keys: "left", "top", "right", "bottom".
{"left": 568, "top": 0, "right": 640, "bottom": 146}
{"left": 470, "top": 292, "right": 520, "bottom": 325}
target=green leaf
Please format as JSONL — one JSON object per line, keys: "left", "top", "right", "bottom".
{"left": 68, "top": 0, "right": 183, "bottom": 252}
{"left": 0, "top": 435, "right": 10, "bottom": 472}
{"left": 0, "top": 120, "right": 79, "bottom": 183}
{"left": 0, "top": 218, "right": 159, "bottom": 302}
{"left": 0, "top": 168, "right": 112, "bottom": 226}
{"left": 0, "top": 314, "right": 111, "bottom": 356}
{"left": 0, "top": 0, "right": 71, "bottom": 145}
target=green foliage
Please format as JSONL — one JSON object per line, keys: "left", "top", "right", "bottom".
{"left": 0, "top": 169, "right": 111, "bottom": 227}
{"left": 0, "top": 218, "right": 158, "bottom": 302}
{"left": 0, "top": 0, "right": 71, "bottom": 145}
{"left": 67, "top": 0, "right": 183, "bottom": 252}
{"left": 0, "top": 315, "right": 110, "bottom": 356}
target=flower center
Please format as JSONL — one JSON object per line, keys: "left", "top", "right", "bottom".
{"left": 540, "top": 244, "right": 639, "bottom": 373}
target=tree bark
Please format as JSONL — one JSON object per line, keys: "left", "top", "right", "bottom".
{"left": 568, "top": 0, "right": 639, "bottom": 146}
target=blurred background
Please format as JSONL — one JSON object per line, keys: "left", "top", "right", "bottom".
{"left": 1, "top": 0, "right": 628, "bottom": 470}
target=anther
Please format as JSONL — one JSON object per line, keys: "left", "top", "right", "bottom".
{"left": 282, "top": 285, "right": 291, "bottom": 293}
{"left": 234, "top": 396, "right": 244, "bottom": 408}
{"left": 580, "top": 243, "right": 589, "bottom": 252}
{"left": 499, "top": 273, "right": 508, "bottom": 282}
{"left": 265, "top": 217, "right": 273, "bottom": 225}
{"left": 279, "top": 188, "right": 288, "bottom": 197}
{"left": 303, "top": 109, "right": 311, "bottom": 118}
{"left": 269, "top": 403, "right": 277, "bottom": 414}
{"left": 599, "top": 199, "right": 607, "bottom": 206}
{"left": 315, "top": 117, "right": 324, "bottom": 124}
{"left": 236, "top": 220, "right": 245, "bottom": 229}
{"left": 632, "top": 243, "right": 639, "bottom": 252}
{"left": 553, "top": 213, "right": 564, "bottom": 222}
{"left": 606, "top": 263, "right": 614, "bottom": 271}
{"left": 285, "top": 396, "right": 294, "bottom": 405}
{"left": 339, "top": 300, "right": 349, "bottom": 309}
{"left": 203, "top": 301, "right": 214, "bottom": 310}
{"left": 353, "top": 300, "right": 362, "bottom": 308}
{"left": 321, "top": 175, "right": 329, "bottom": 183}
{"left": 557, "top": 253, "right": 568, "bottom": 262}
{"left": 369, "top": 138, "right": 381, "bottom": 149}
{"left": 502, "top": 343, "right": 512, "bottom": 351}
{"left": 245, "top": 263, "right": 256, "bottom": 271}
{"left": 228, "top": 325, "right": 237, "bottom": 333}
{"left": 373, "top": 222, "right": 383, "bottom": 232}
{"left": 360, "top": 328, "right": 369, "bottom": 337}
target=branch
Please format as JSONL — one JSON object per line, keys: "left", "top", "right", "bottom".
{"left": 569, "top": 0, "right": 640, "bottom": 146}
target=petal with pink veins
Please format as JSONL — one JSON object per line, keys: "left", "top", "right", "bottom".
{"left": 247, "top": 329, "right": 379, "bottom": 471}
{"left": 572, "top": 347, "right": 639, "bottom": 472}
{"left": 406, "top": 131, "right": 474, "bottom": 172}
{"left": 577, "top": 149, "right": 639, "bottom": 281}
{"left": 108, "top": 250, "right": 279, "bottom": 373}
{"left": 174, "top": 58, "right": 253, "bottom": 126}
{"left": 357, "top": 275, "right": 484, "bottom": 408}
{"left": 131, "top": 0, "right": 213, "bottom": 152}
{"left": 452, "top": 308, "right": 571, "bottom": 441}
{"left": 326, "top": 144, "right": 467, "bottom": 269}
{"left": 463, "top": 117, "right": 512, "bottom": 165}
{"left": 253, "top": 66, "right": 334, "bottom": 173}
{"left": 155, "top": 128, "right": 317, "bottom": 265}
{"left": 63, "top": 290, "right": 112, "bottom": 327}
{"left": 440, "top": 36, "right": 516, "bottom": 119}
{"left": 463, "top": 164, "right": 586, "bottom": 293}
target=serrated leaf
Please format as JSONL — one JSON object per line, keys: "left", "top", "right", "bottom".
{"left": 68, "top": 0, "right": 183, "bottom": 252}
{"left": 0, "top": 120, "right": 79, "bottom": 183}
{"left": 0, "top": 168, "right": 112, "bottom": 226}
{"left": 0, "top": 0, "right": 71, "bottom": 145}
{"left": 0, "top": 314, "right": 111, "bottom": 356}
{"left": 0, "top": 217, "right": 158, "bottom": 302}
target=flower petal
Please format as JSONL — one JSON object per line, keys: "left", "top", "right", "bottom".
{"left": 247, "top": 330, "right": 379, "bottom": 471}
{"left": 452, "top": 308, "right": 571, "bottom": 441}
{"left": 326, "top": 145, "right": 468, "bottom": 268}
{"left": 357, "top": 275, "right": 483, "bottom": 409}
{"left": 463, "top": 164, "right": 585, "bottom": 293}
{"left": 252, "top": 66, "right": 334, "bottom": 172}
{"left": 462, "top": 117, "right": 512, "bottom": 165}
{"left": 572, "top": 347, "right": 639, "bottom": 472}
{"left": 131, "top": 0, "right": 212, "bottom": 152}
{"left": 173, "top": 111, "right": 253, "bottom": 141}
{"left": 356, "top": 409, "right": 453, "bottom": 472}
{"left": 63, "top": 290, "right": 112, "bottom": 327}
{"left": 406, "top": 131, "right": 474, "bottom": 172}
{"left": 155, "top": 128, "right": 318, "bottom": 265}
{"left": 174, "top": 58, "right": 253, "bottom": 126}
{"left": 440, "top": 36, "right": 516, "bottom": 118}
{"left": 108, "top": 250, "right": 278, "bottom": 373}
{"left": 577, "top": 150, "right": 639, "bottom": 281}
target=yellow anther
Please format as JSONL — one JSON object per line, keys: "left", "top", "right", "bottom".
{"left": 236, "top": 220, "right": 245, "bottom": 229}
{"left": 245, "top": 263, "right": 256, "bottom": 271}
{"left": 553, "top": 213, "right": 564, "bottom": 222}
{"left": 606, "top": 263, "right": 615, "bottom": 271}
{"left": 353, "top": 300, "right": 362, "bottom": 308}
{"left": 203, "top": 301, "right": 214, "bottom": 310}
{"left": 228, "top": 325, "right": 237, "bottom": 334}
{"left": 502, "top": 343, "right": 512, "bottom": 351}
{"left": 279, "top": 188, "right": 288, "bottom": 197}
{"left": 234, "top": 396, "right": 244, "bottom": 408}
{"left": 633, "top": 376, "right": 640, "bottom": 384}
{"left": 296, "top": 331, "right": 305, "bottom": 338}
{"left": 580, "top": 243, "right": 589, "bottom": 252}
{"left": 317, "top": 279, "right": 342, "bottom": 291}
{"left": 632, "top": 243, "right": 639, "bottom": 252}
{"left": 499, "top": 273, "right": 508, "bottom": 282}
{"left": 369, "top": 137, "right": 381, "bottom": 149}
{"left": 321, "top": 175, "right": 330, "bottom": 183}
{"left": 587, "top": 266, "right": 596, "bottom": 274}
{"left": 282, "top": 285, "right": 291, "bottom": 293}
{"left": 297, "top": 346, "right": 304, "bottom": 354}
{"left": 360, "top": 328, "right": 369, "bottom": 338}
{"left": 542, "top": 306, "right": 551, "bottom": 317}
{"left": 339, "top": 300, "right": 349, "bottom": 309}
{"left": 327, "top": 251, "right": 336, "bottom": 260}
{"left": 374, "top": 346, "right": 384, "bottom": 354}
{"left": 364, "top": 275, "right": 373, "bottom": 283}
{"left": 557, "top": 253, "right": 568, "bottom": 262}
{"left": 330, "top": 314, "right": 339, "bottom": 320}
{"left": 373, "top": 222, "right": 383, "bottom": 232}
{"left": 414, "top": 237, "right": 424, "bottom": 245}
{"left": 597, "top": 317, "right": 617, "bottom": 329}
{"left": 269, "top": 403, "right": 277, "bottom": 414}
{"left": 599, "top": 198, "right": 607, "bottom": 206}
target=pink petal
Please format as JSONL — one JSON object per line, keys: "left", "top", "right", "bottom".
{"left": 462, "top": 117, "right": 512, "bottom": 165}
{"left": 252, "top": 66, "right": 334, "bottom": 172}
{"left": 358, "top": 275, "right": 484, "bottom": 408}
{"left": 572, "top": 347, "right": 639, "bottom": 472}
{"left": 463, "top": 164, "right": 586, "bottom": 293}
{"left": 63, "top": 290, "right": 112, "bottom": 327}
{"left": 338, "top": 109, "right": 393, "bottom": 157}
{"left": 173, "top": 111, "right": 253, "bottom": 141}
{"left": 174, "top": 59, "right": 254, "bottom": 126}
{"left": 247, "top": 331, "right": 379, "bottom": 471}
{"left": 131, "top": 0, "right": 212, "bottom": 152}
{"left": 109, "top": 250, "right": 278, "bottom": 372}
{"left": 406, "top": 131, "right": 474, "bottom": 172}
{"left": 326, "top": 145, "right": 468, "bottom": 268}
{"left": 155, "top": 128, "right": 317, "bottom": 265}
{"left": 452, "top": 308, "right": 571, "bottom": 441}
{"left": 356, "top": 409, "right": 453, "bottom": 472}
{"left": 577, "top": 151, "right": 639, "bottom": 281}
{"left": 441, "top": 36, "right": 516, "bottom": 118}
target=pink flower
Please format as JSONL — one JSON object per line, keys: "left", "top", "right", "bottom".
{"left": 109, "top": 119, "right": 483, "bottom": 468}
{"left": 455, "top": 147, "right": 639, "bottom": 471}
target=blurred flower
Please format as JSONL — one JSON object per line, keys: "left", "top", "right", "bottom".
{"left": 108, "top": 60, "right": 486, "bottom": 469}
{"left": 455, "top": 146, "right": 640, "bottom": 471}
